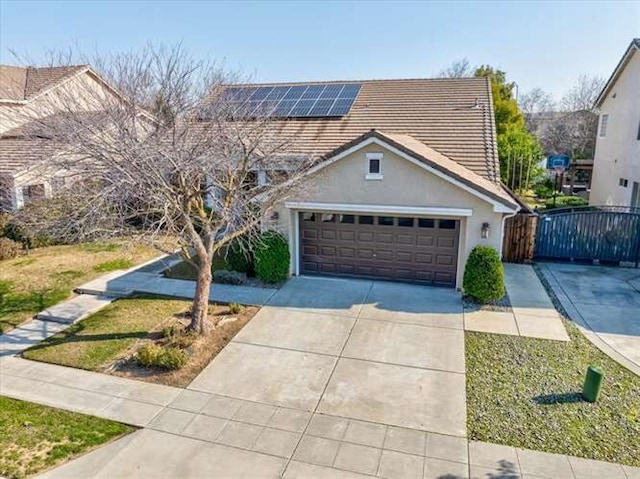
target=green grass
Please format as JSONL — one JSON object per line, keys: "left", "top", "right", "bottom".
{"left": 466, "top": 320, "right": 640, "bottom": 466}
{"left": 0, "top": 396, "right": 132, "bottom": 479}
{"left": 163, "top": 256, "right": 229, "bottom": 281}
{"left": 0, "top": 242, "right": 159, "bottom": 333}
{"left": 92, "top": 258, "right": 134, "bottom": 273}
{"left": 22, "top": 296, "right": 191, "bottom": 371}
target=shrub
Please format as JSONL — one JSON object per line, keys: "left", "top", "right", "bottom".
{"left": 161, "top": 324, "right": 182, "bottom": 339}
{"left": 254, "top": 231, "right": 290, "bottom": 283}
{"left": 226, "top": 237, "right": 255, "bottom": 275}
{"left": 0, "top": 237, "right": 21, "bottom": 261}
{"left": 137, "top": 344, "right": 188, "bottom": 370}
{"left": 463, "top": 245, "right": 505, "bottom": 304}
{"left": 545, "top": 195, "right": 588, "bottom": 209}
{"left": 228, "top": 302, "right": 244, "bottom": 314}
{"left": 213, "top": 269, "right": 247, "bottom": 285}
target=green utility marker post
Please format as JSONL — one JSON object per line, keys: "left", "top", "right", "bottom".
{"left": 582, "top": 365, "right": 604, "bottom": 403}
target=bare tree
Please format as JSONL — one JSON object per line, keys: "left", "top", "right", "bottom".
{"left": 437, "top": 58, "right": 475, "bottom": 78}
{"left": 561, "top": 74, "right": 605, "bottom": 112}
{"left": 519, "top": 87, "right": 555, "bottom": 132}
{"left": 9, "top": 45, "right": 314, "bottom": 334}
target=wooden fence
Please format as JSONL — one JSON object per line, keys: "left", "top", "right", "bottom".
{"left": 502, "top": 213, "right": 538, "bottom": 263}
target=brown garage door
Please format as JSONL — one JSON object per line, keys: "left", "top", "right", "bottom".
{"left": 300, "top": 212, "right": 460, "bottom": 287}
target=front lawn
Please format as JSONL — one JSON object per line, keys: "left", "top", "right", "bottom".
{"left": 22, "top": 296, "right": 191, "bottom": 371}
{"left": 466, "top": 320, "right": 640, "bottom": 466}
{"left": 22, "top": 296, "right": 258, "bottom": 387}
{"left": 0, "top": 242, "right": 159, "bottom": 333}
{"left": 0, "top": 396, "right": 132, "bottom": 479}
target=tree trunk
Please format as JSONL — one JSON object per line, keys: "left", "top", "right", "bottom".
{"left": 189, "top": 256, "right": 212, "bottom": 334}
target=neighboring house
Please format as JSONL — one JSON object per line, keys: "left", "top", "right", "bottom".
{"left": 227, "top": 78, "right": 520, "bottom": 288}
{"left": 0, "top": 64, "right": 123, "bottom": 211}
{"left": 590, "top": 39, "right": 640, "bottom": 207}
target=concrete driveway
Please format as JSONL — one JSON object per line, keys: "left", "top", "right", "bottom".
{"left": 40, "top": 276, "right": 468, "bottom": 479}
{"left": 540, "top": 263, "right": 640, "bottom": 374}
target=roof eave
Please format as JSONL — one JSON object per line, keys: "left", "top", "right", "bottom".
{"left": 595, "top": 39, "right": 640, "bottom": 108}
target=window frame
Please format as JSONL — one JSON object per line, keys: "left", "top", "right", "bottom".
{"left": 599, "top": 114, "right": 609, "bottom": 137}
{"left": 365, "top": 152, "right": 384, "bottom": 180}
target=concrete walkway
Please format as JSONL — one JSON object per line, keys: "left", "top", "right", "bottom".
{"left": 464, "top": 263, "right": 570, "bottom": 341}
{"left": 76, "top": 261, "right": 277, "bottom": 306}
{"left": 538, "top": 262, "right": 640, "bottom": 376}
{"left": 1, "top": 273, "right": 638, "bottom": 478}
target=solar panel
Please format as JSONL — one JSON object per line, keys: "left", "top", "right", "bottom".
{"left": 222, "top": 83, "right": 361, "bottom": 118}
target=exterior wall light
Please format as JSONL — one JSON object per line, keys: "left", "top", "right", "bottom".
{"left": 481, "top": 222, "right": 490, "bottom": 239}
{"left": 269, "top": 211, "right": 279, "bottom": 221}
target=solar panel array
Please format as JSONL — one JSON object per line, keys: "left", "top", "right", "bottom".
{"left": 223, "top": 83, "right": 362, "bottom": 118}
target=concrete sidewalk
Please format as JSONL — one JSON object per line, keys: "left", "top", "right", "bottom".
{"left": 464, "top": 263, "right": 570, "bottom": 341}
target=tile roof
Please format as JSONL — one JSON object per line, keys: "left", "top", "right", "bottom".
{"left": 0, "top": 120, "right": 61, "bottom": 177}
{"left": 229, "top": 77, "right": 501, "bottom": 182}
{"left": 0, "top": 65, "right": 87, "bottom": 102}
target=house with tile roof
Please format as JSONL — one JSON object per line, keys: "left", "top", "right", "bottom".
{"left": 0, "top": 64, "right": 124, "bottom": 210}
{"left": 590, "top": 39, "right": 640, "bottom": 207}
{"left": 226, "top": 77, "right": 521, "bottom": 288}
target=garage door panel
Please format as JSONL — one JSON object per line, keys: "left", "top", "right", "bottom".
{"left": 376, "top": 233, "right": 394, "bottom": 243}
{"left": 339, "top": 247, "right": 356, "bottom": 258}
{"left": 321, "top": 230, "right": 337, "bottom": 240}
{"left": 417, "top": 235, "right": 434, "bottom": 247}
{"left": 340, "top": 231, "right": 356, "bottom": 241}
{"left": 397, "top": 234, "right": 414, "bottom": 245}
{"left": 415, "top": 252, "right": 433, "bottom": 264}
{"left": 358, "top": 231, "right": 375, "bottom": 242}
{"left": 300, "top": 212, "right": 459, "bottom": 287}
{"left": 396, "top": 251, "right": 413, "bottom": 262}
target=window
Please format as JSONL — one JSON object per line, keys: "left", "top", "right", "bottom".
{"left": 398, "top": 217, "right": 414, "bottom": 227}
{"left": 439, "top": 219, "right": 456, "bottom": 229}
{"left": 378, "top": 216, "right": 395, "bottom": 226}
{"left": 418, "top": 218, "right": 435, "bottom": 228}
{"left": 599, "top": 114, "right": 609, "bottom": 137}
{"left": 339, "top": 215, "right": 355, "bottom": 224}
{"left": 365, "top": 152, "right": 383, "bottom": 180}
{"left": 358, "top": 215, "right": 374, "bottom": 225}
{"left": 22, "top": 184, "right": 46, "bottom": 204}
{"left": 321, "top": 213, "right": 335, "bottom": 222}
{"left": 619, "top": 178, "right": 629, "bottom": 188}
{"left": 302, "top": 212, "right": 316, "bottom": 222}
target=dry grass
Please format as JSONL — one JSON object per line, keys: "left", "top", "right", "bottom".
{"left": 109, "top": 304, "right": 259, "bottom": 387}
{"left": 0, "top": 242, "right": 159, "bottom": 333}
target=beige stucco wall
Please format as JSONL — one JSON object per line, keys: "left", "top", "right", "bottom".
{"left": 590, "top": 50, "right": 640, "bottom": 206}
{"left": 274, "top": 142, "right": 509, "bottom": 289}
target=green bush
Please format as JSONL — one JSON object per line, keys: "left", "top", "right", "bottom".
{"left": 137, "top": 343, "right": 188, "bottom": 370}
{"left": 0, "top": 237, "right": 21, "bottom": 261}
{"left": 545, "top": 195, "right": 588, "bottom": 209}
{"left": 226, "top": 237, "right": 255, "bottom": 275}
{"left": 254, "top": 231, "right": 290, "bottom": 283}
{"left": 463, "top": 246, "right": 505, "bottom": 304}
{"left": 92, "top": 259, "right": 134, "bottom": 272}
{"left": 213, "top": 269, "right": 247, "bottom": 285}
{"left": 228, "top": 302, "right": 244, "bottom": 314}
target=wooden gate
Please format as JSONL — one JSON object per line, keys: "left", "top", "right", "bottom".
{"left": 534, "top": 206, "right": 640, "bottom": 266}
{"left": 502, "top": 213, "right": 538, "bottom": 263}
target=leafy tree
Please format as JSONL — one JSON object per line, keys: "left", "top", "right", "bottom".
{"left": 474, "top": 66, "right": 542, "bottom": 192}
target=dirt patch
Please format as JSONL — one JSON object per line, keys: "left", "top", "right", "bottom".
{"left": 105, "top": 304, "right": 259, "bottom": 388}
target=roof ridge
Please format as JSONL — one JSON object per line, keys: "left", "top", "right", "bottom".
{"left": 233, "top": 77, "right": 487, "bottom": 88}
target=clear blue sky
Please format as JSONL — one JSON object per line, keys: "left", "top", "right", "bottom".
{"left": 1, "top": 0, "right": 638, "bottom": 101}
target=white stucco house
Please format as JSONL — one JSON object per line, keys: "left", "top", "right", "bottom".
{"left": 590, "top": 39, "right": 640, "bottom": 207}
{"left": 229, "top": 78, "right": 521, "bottom": 289}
